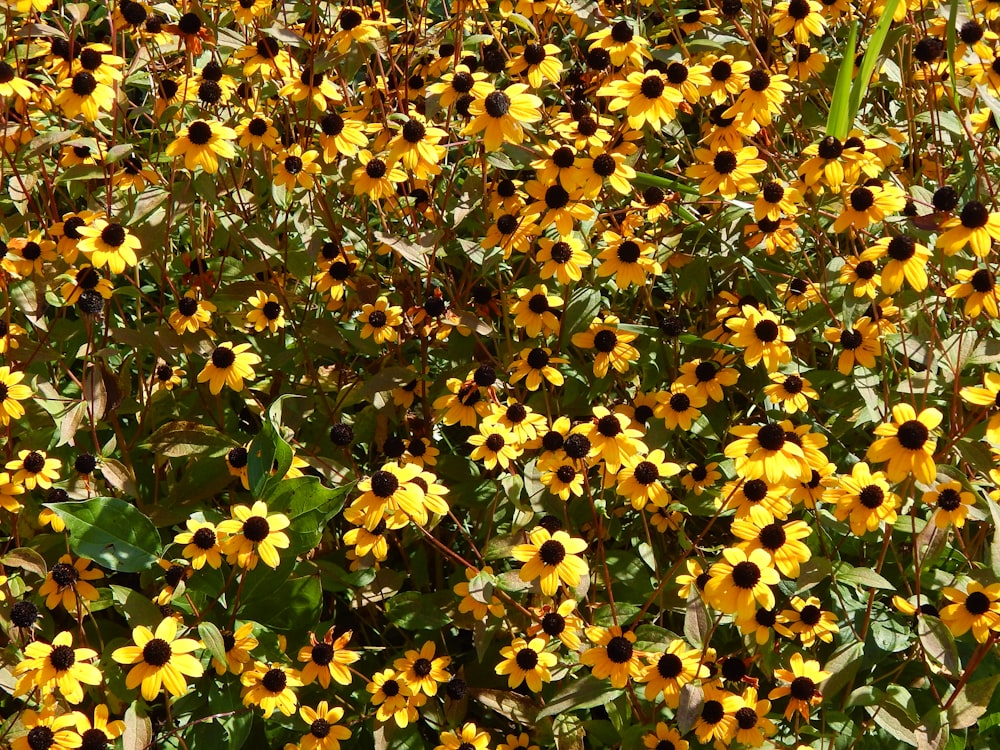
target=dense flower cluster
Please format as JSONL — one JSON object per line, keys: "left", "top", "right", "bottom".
{"left": 2, "top": 0, "right": 1000, "bottom": 748}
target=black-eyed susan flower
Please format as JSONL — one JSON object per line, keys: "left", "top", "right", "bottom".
{"left": 38, "top": 555, "right": 103, "bottom": 612}
{"left": 867, "top": 404, "right": 941, "bottom": 484}
{"left": 523, "top": 180, "right": 593, "bottom": 235}
{"left": 166, "top": 119, "right": 237, "bottom": 174}
{"left": 73, "top": 705, "right": 125, "bottom": 750}
{"left": 571, "top": 314, "right": 640, "bottom": 377}
{"left": 173, "top": 518, "right": 223, "bottom": 569}
{"left": 508, "top": 347, "right": 566, "bottom": 390}
{"left": 508, "top": 42, "right": 563, "bottom": 88}
{"left": 764, "top": 372, "right": 818, "bottom": 413}
{"left": 643, "top": 723, "right": 688, "bottom": 750}
{"left": 0, "top": 60, "right": 36, "bottom": 100}
{"left": 12, "top": 709, "right": 80, "bottom": 750}
{"left": 682, "top": 462, "right": 722, "bottom": 495}
{"left": 616, "top": 450, "right": 681, "bottom": 509}
{"left": 832, "top": 182, "right": 907, "bottom": 232}
{"left": 732, "top": 687, "right": 777, "bottom": 746}
{"left": 499, "top": 733, "right": 540, "bottom": 750}
{"left": 462, "top": 84, "right": 542, "bottom": 151}
{"left": 0, "top": 472, "right": 25, "bottom": 513}
{"left": 768, "top": 652, "right": 830, "bottom": 720}
{"left": 14, "top": 630, "right": 102, "bottom": 704}
{"left": 352, "top": 150, "right": 406, "bottom": 200}
{"left": 359, "top": 296, "right": 403, "bottom": 344}
{"left": 693, "top": 684, "right": 741, "bottom": 745}
{"left": 655, "top": 384, "right": 707, "bottom": 431}
{"left": 687, "top": 146, "right": 767, "bottom": 199}
{"left": 828, "top": 461, "right": 899, "bottom": 535}
{"left": 394, "top": 641, "right": 451, "bottom": 696}
{"left": 727, "top": 305, "right": 796, "bottom": 372}
{"left": 535, "top": 235, "right": 592, "bottom": 284}
{"left": 770, "top": 0, "right": 827, "bottom": 42}
{"left": 434, "top": 723, "right": 490, "bottom": 750}
{"left": 495, "top": 637, "right": 556, "bottom": 691}
{"left": 580, "top": 625, "right": 643, "bottom": 687}
{"left": 298, "top": 702, "right": 351, "bottom": 750}
{"left": 237, "top": 113, "right": 279, "bottom": 151}
{"left": 211, "top": 622, "right": 258, "bottom": 676}
{"left": 860, "top": 234, "right": 930, "bottom": 293}
{"left": 776, "top": 596, "right": 840, "bottom": 646}
{"left": 940, "top": 582, "right": 1000, "bottom": 642}
{"left": 579, "top": 406, "right": 646, "bottom": 469}
{"left": 722, "top": 477, "right": 793, "bottom": 521}
{"left": 111, "top": 617, "right": 204, "bottom": 701}
{"left": 0, "top": 365, "right": 31, "bottom": 425}
{"left": 787, "top": 43, "right": 829, "bottom": 80}
{"left": 279, "top": 66, "right": 342, "bottom": 111}
{"left": 511, "top": 527, "right": 588, "bottom": 596}
{"left": 318, "top": 110, "right": 368, "bottom": 162}
{"left": 274, "top": 145, "right": 321, "bottom": 191}
{"left": 639, "top": 640, "right": 707, "bottom": 706}
{"left": 839, "top": 254, "right": 882, "bottom": 298}
{"left": 539, "top": 454, "right": 586, "bottom": 501}
{"left": 595, "top": 230, "right": 661, "bottom": 288}
{"left": 705, "top": 548, "right": 780, "bottom": 617}
{"left": 386, "top": 116, "right": 448, "bottom": 179}
{"left": 245, "top": 291, "right": 286, "bottom": 333}
{"left": 577, "top": 148, "right": 637, "bottom": 197}
{"left": 736, "top": 606, "right": 780, "bottom": 645}
{"left": 427, "top": 65, "right": 491, "bottom": 108}
{"left": 169, "top": 291, "right": 216, "bottom": 335}
{"left": 724, "top": 68, "right": 791, "bottom": 126}
{"left": 367, "top": 669, "right": 424, "bottom": 727}
{"left": 731, "top": 516, "right": 812, "bottom": 577}
{"left": 725, "top": 422, "right": 809, "bottom": 484}
{"left": 753, "top": 180, "right": 802, "bottom": 221}
{"left": 76, "top": 218, "right": 141, "bottom": 275}
{"left": 7, "top": 449, "right": 60, "bottom": 489}
{"left": 585, "top": 20, "right": 650, "bottom": 67}
{"left": 961, "top": 373, "right": 1000, "bottom": 442}
{"left": 937, "top": 201, "right": 1000, "bottom": 257}
{"left": 823, "top": 318, "right": 881, "bottom": 374}
{"left": 923, "top": 481, "right": 976, "bottom": 529}
{"left": 55, "top": 71, "right": 116, "bottom": 121}
{"left": 511, "top": 284, "right": 562, "bottom": 338}
{"left": 597, "top": 71, "right": 683, "bottom": 131}
{"left": 797, "top": 135, "right": 861, "bottom": 192}
{"left": 675, "top": 357, "right": 739, "bottom": 403}
{"left": 197, "top": 343, "right": 261, "bottom": 395}
{"left": 241, "top": 661, "right": 302, "bottom": 718}
{"left": 218, "top": 501, "right": 290, "bottom": 570}
{"left": 8, "top": 231, "right": 57, "bottom": 277}
{"left": 946, "top": 267, "right": 1000, "bottom": 318}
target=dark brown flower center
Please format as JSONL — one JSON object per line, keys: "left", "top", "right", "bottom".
{"left": 657, "top": 653, "right": 683, "bottom": 678}
{"left": 732, "top": 561, "right": 762, "bottom": 588}
{"left": 515, "top": 647, "right": 539, "bottom": 670}
{"left": 261, "top": 668, "right": 287, "bottom": 692}
{"left": 142, "top": 638, "right": 173, "bottom": 666}
{"left": 799, "top": 605, "right": 822, "bottom": 625}
{"left": 896, "top": 419, "right": 929, "bottom": 449}
{"left": 538, "top": 539, "right": 566, "bottom": 565}
{"left": 606, "top": 635, "right": 633, "bottom": 663}
{"left": 242, "top": 516, "right": 270, "bottom": 542}
{"left": 187, "top": 121, "right": 213, "bottom": 145}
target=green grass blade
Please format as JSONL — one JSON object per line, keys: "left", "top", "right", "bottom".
{"left": 827, "top": 21, "right": 859, "bottom": 139}
{"left": 848, "top": 0, "right": 901, "bottom": 126}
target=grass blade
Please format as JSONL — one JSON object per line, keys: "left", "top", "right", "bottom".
{"left": 848, "top": 0, "right": 902, "bottom": 125}
{"left": 827, "top": 21, "right": 858, "bottom": 139}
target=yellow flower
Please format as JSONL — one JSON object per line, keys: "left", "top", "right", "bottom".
{"left": 726, "top": 305, "right": 796, "bottom": 371}
{"left": 580, "top": 625, "right": 643, "bottom": 687}
{"left": 571, "top": 315, "right": 640, "bottom": 377}
{"left": 775, "top": 595, "right": 840, "bottom": 646}
{"left": 12, "top": 709, "right": 81, "bottom": 750}
{"left": 54, "top": 71, "right": 116, "bottom": 120}
{"left": 462, "top": 84, "right": 542, "bottom": 151}
{"left": 686, "top": 146, "right": 767, "bottom": 199}
{"left": 169, "top": 290, "right": 216, "bottom": 335}
{"left": 173, "top": 518, "right": 223, "bottom": 569}
{"left": 923, "top": 481, "right": 976, "bottom": 529}
{"left": 0, "top": 365, "right": 31, "bottom": 425}
{"left": 367, "top": 669, "right": 425, "bottom": 727}
{"left": 936, "top": 200, "right": 1000, "bottom": 257}
{"left": 359, "top": 296, "right": 403, "bottom": 344}
{"left": 76, "top": 219, "right": 141, "bottom": 275}
{"left": 961, "top": 372, "right": 1000, "bottom": 442}
{"left": 495, "top": 637, "right": 556, "bottom": 691}
{"left": 212, "top": 622, "right": 258, "bottom": 676}
{"left": 197, "top": 343, "right": 262, "bottom": 395}
{"left": 165, "top": 119, "right": 237, "bottom": 173}
{"left": 940, "top": 582, "right": 1000, "bottom": 642}
{"left": 241, "top": 661, "right": 303, "bottom": 717}
{"left": 274, "top": 145, "right": 321, "bottom": 190}
{"left": 706, "top": 548, "right": 781, "bottom": 617}
{"left": 639, "top": 640, "right": 707, "bottom": 706}
{"left": 14, "top": 630, "right": 103, "bottom": 704}
{"left": 768, "top": 652, "right": 830, "bottom": 721}
{"left": 352, "top": 150, "right": 406, "bottom": 200}
{"left": 866, "top": 404, "right": 942, "bottom": 484}
{"left": 297, "top": 628, "right": 359, "bottom": 687}
{"left": 111, "top": 617, "right": 204, "bottom": 701}
{"left": 299, "top": 702, "right": 352, "bottom": 750}
{"left": 511, "top": 527, "right": 589, "bottom": 596}
{"left": 827, "top": 461, "right": 899, "bottom": 536}
{"left": 394, "top": 641, "right": 452, "bottom": 696}
{"left": 218, "top": 500, "right": 291, "bottom": 569}
{"left": 245, "top": 291, "right": 286, "bottom": 333}
{"left": 597, "top": 71, "right": 683, "bottom": 130}
{"left": 7, "top": 449, "right": 61, "bottom": 490}
{"left": 435, "top": 722, "right": 491, "bottom": 750}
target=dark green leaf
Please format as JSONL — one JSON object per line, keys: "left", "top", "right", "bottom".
{"left": 46, "top": 498, "right": 160, "bottom": 572}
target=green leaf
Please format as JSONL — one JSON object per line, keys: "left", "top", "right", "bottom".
{"left": 561, "top": 287, "right": 603, "bottom": 344}
{"left": 143, "top": 420, "right": 236, "bottom": 459}
{"left": 110, "top": 585, "right": 162, "bottom": 627}
{"left": 947, "top": 675, "right": 1000, "bottom": 729}
{"left": 263, "top": 476, "right": 351, "bottom": 554}
{"left": 238, "top": 570, "right": 322, "bottom": 633}
{"left": 826, "top": 22, "right": 858, "bottom": 139}
{"left": 199, "top": 622, "right": 229, "bottom": 667}
{"left": 46, "top": 498, "right": 160, "bottom": 572}
{"left": 247, "top": 421, "right": 293, "bottom": 498}
{"left": 385, "top": 591, "right": 453, "bottom": 630}
{"left": 835, "top": 562, "right": 894, "bottom": 590}
{"left": 537, "top": 675, "right": 622, "bottom": 720}
{"left": 847, "top": 0, "right": 900, "bottom": 125}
